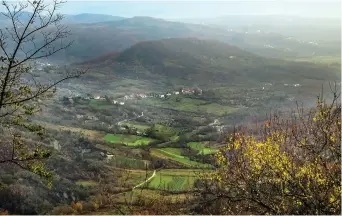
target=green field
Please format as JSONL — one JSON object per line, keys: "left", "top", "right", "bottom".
{"left": 117, "top": 169, "right": 154, "bottom": 187}
{"left": 147, "top": 172, "right": 196, "bottom": 192}
{"left": 110, "top": 155, "right": 150, "bottom": 169}
{"left": 154, "top": 124, "right": 179, "bottom": 138}
{"left": 150, "top": 148, "right": 210, "bottom": 168}
{"left": 104, "top": 134, "right": 155, "bottom": 146}
{"left": 187, "top": 142, "right": 219, "bottom": 155}
{"left": 146, "top": 124, "right": 180, "bottom": 142}
{"left": 132, "top": 169, "right": 201, "bottom": 192}
{"left": 75, "top": 180, "right": 98, "bottom": 187}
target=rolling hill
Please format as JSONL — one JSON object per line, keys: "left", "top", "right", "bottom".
{"left": 53, "top": 17, "right": 232, "bottom": 62}
{"left": 57, "top": 16, "right": 341, "bottom": 62}
{"left": 1, "top": 15, "right": 339, "bottom": 63}
{"left": 79, "top": 38, "right": 340, "bottom": 88}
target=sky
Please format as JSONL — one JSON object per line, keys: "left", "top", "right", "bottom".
{"left": 57, "top": 0, "right": 341, "bottom": 19}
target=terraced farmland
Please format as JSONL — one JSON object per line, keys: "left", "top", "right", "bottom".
{"left": 187, "top": 142, "right": 219, "bottom": 155}
{"left": 110, "top": 155, "right": 151, "bottom": 169}
{"left": 147, "top": 173, "right": 195, "bottom": 192}
{"left": 150, "top": 148, "right": 210, "bottom": 168}
{"left": 104, "top": 134, "right": 156, "bottom": 146}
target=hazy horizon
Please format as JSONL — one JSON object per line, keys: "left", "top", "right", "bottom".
{"left": 58, "top": 0, "right": 341, "bottom": 19}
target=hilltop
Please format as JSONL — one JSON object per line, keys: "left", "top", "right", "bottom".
{"left": 78, "top": 38, "right": 340, "bottom": 89}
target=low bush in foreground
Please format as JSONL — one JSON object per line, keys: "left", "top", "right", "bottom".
{"left": 195, "top": 95, "right": 341, "bottom": 215}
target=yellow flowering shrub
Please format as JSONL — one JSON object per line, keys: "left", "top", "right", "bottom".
{"left": 71, "top": 201, "right": 83, "bottom": 213}
{"left": 196, "top": 96, "right": 341, "bottom": 215}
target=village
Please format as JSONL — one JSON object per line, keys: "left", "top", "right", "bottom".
{"left": 62, "top": 87, "right": 203, "bottom": 107}
{"left": 61, "top": 81, "right": 312, "bottom": 109}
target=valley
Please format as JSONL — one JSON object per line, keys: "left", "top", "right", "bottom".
{"left": 0, "top": 2, "right": 340, "bottom": 214}
{"left": 26, "top": 38, "right": 339, "bottom": 214}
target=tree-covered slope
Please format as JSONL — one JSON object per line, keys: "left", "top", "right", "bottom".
{"left": 80, "top": 38, "right": 340, "bottom": 87}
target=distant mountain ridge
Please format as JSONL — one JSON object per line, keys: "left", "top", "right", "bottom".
{"left": 0, "top": 11, "right": 125, "bottom": 24}
{"left": 0, "top": 14, "right": 338, "bottom": 63}
{"left": 50, "top": 16, "right": 341, "bottom": 62}
{"left": 50, "top": 17, "right": 233, "bottom": 62}
{"left": 63, "top": 13, "right": 125, "bottom": 23}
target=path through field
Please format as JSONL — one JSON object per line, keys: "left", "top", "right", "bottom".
{"left": 117, "top": 112, "right": 144, "bottom": 126}
{"left": 132, "top": 170, "right": 156, "bottom": 189}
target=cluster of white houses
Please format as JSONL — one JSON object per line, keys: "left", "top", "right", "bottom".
{"left": 90, "top": 95, "right": 126, "bottom": 105}
{"left": 260, "top": 83, "right": 302, "bottom": 90}
{"left": 92, "top": 87, "right": 203, "bottom": 103}
{"left": 284, "top": 83, "right": 301, "bottom": 87}
{"left": 64, "top": 87, "right": 205, "bottom": 107}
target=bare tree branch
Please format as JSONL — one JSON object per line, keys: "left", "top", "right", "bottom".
{"left": 0, "top": 0, "right": 84, "bottom": 182}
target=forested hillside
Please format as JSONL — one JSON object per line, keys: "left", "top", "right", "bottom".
{"left": 79, "top": 38, "right": 339, "bottom": 87}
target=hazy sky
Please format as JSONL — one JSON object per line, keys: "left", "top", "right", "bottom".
{"left": 58, "top": 0, "right": 341, "bottom": 19}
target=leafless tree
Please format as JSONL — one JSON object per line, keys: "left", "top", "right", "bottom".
{"left": 0, "top": 0, "right": 85, "bottom": 184}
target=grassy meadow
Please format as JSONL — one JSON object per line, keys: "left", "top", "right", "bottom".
{"left": 104, "top": 134, "right": 156, "bottom": 146}
{"left": 150, "top": 148, "right": 210, "bottom": 168}
{"left": 187, "top": 142, "right": 219, "bottom": 155}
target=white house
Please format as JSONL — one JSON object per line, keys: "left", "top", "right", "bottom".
{"left": 182, "top": 88, "right": 195, "bottom": 94}
{"left": 160, "top": 95, "right": 165, "bottom": 98}
{"left": 113, "top": 100, "right": 118, "bottom": 104}
{"left": 137, "top": 93, "right": 147, "bottom": 98}
{"left": 166, "top": 93, "right": 172, "bottom": 96}
{"left": 76, "top": 114, "right": 84, "bottom": 119}
{"left": 174, "top": 91, "right": 180, "bottom": 95}
{"left": 119, "top": 102, "right": 125, "bottom": 105}
{"left": 94, "top": 96, "right": 101, "bottom": 100}
{"left": 294, "top": 84, "right": 301, "bottom": 87}
{"left": 106, "top": 154, "right": 114, "bottom": 161}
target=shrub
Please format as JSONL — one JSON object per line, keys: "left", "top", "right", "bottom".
{"left": 50, "top": 205, "right": 75, "bottom": 215}
{"left": 195, "top": 95, "right": 341, "bottom": 215}
{"left": 71, "top": 201, "right": 83, "bottom": 213}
